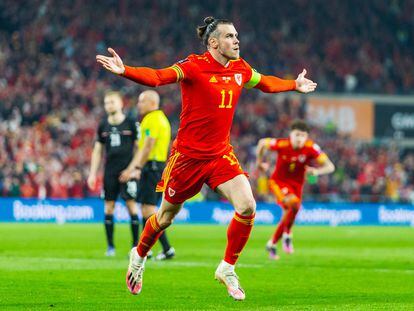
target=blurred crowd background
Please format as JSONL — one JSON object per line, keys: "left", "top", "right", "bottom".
{"left": 1, "top": 0, "right": 413, "bottom": 202}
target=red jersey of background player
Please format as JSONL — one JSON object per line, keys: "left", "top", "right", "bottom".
{"left": 123, "top": 51, "right": 296, "bottom": 160}
{"left": 267, "top": 137, "right": 328, "bottom": 191}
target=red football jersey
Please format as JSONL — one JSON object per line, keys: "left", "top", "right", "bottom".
{"left": 268, "top": 138, "right": 327, "bottom": 187}
{"left": 123, "top": 50, "right": 296, "bottom": 159}
{"left": 172, "top": 51, "right": 254, "bottom": 159}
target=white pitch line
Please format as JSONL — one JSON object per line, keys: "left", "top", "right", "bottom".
{"left": 297, "top": 264, "right": 414, "bottom": 275}
{"left": 152, "top": 261, "right": 264, "bottom": 268}
{"left": 0, "top": 256, "right": 264, "bottom": 271}
{"left": 372, "top": 268, "right": 414, "bottom": 274}
{"left": 2, "top": 257, "right": 413, "bottom": 274}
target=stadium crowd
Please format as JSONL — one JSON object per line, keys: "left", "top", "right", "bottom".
{"left": 1, "top": 0, "right": 413, "bottom": 202}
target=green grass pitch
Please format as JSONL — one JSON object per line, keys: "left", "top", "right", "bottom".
{"left": 0, "top": 223, "right": 413, "bottom": 310}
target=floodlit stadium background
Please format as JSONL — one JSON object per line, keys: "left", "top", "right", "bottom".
{"left": 1, "top": 0, "right": 413, "bottom": 207}
{"left": 1, "top": 1, "right": 414, "bottom": 310}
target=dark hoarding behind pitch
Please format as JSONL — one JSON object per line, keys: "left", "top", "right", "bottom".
{"left": 375, "top": 104, "right": 414, "bottom": 139}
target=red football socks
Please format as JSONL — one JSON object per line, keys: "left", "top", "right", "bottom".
{"left": 137, "top": 214, "right": 163, "bottom": 257}
{"left": 272, "top": 214, "right": 287, "bottom": 244}
{"left": 224, "top": 212, "right": 255, "bottom": 265}
{"left": 272, "top": 206, "right": 299, "bottom": 243}
{"left": 285, "top": 208, "right": 299, "bottom": 233}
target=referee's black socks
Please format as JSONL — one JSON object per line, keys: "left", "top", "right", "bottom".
{"left": 104, "top": 214, "right": 114, "bottom": 248}
{"left": 158, "top": 231, "right": 172, "bottom": 253}
{"left": 130, "top": 214, "right": 139, "bottom": 247}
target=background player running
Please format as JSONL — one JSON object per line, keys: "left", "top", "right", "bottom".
{"left": 87, "top": 91, "right": 140, "bottom": 256}
{"left": 96, "top": 17, "right": 317, "bottom": 300}
{"left": 256, "top": 120, "right": 335, "bottom": 260}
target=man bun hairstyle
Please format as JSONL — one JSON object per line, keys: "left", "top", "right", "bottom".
{"left": 196, "top": 16, "right": 232, "bottom": 46}
{"left": 291, "top": 119, "right": 310, "bottom": 133}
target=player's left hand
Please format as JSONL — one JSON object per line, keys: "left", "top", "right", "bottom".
{"left": 295, "top": 69, "right": 317, "bottom": 93}
{"left": 305, "top": 166, "right": 319, "bottom": 176}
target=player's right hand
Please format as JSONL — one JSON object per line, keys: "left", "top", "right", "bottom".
{"left": 257, "top": 162, "right": 270, "bottom": 173}
{"left": 87, "top": 174, "right": 96, "bottom": 190}
{"left": 305, "top": 165, "right": 319, "bottom": 176}
{"left": 119, "top": 169, "right": 132, "bottom": 183}
{"left": 96, "top": 48, "right": 125, "bottom": 75}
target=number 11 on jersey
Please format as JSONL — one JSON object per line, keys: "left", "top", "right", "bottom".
{"left": 219, "top": 89, "right": 233, "bottom": 109}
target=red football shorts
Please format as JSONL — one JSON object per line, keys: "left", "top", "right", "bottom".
{"left": 268, "top": 179, "right": 302, "bottom": 209}
{"left": 156, "top": 148, "right": 247, "bottom": 204}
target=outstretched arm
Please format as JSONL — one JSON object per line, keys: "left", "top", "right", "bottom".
{"left": 96, "top": 48, "right": 179, "bottom": 87}
{"left": 246, "top": 69, "right": 317, "bottom": 93}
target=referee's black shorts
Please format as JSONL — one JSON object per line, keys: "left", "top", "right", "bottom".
{"left": 103, "top": 170, "right": 138, "bottom": 201}
{"left": 137, "top": 161, "right": 165, "bottom": 205}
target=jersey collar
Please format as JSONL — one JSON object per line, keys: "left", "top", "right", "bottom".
{"left": 205, "top": 51, "right": 232, "bottom": 69}
{"left": 107, "top": 114, "right": 126, "bottom": 126}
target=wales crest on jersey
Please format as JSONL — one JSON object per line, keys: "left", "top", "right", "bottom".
{"left": 234, "top": 73, "right": 242, "bottom": 86}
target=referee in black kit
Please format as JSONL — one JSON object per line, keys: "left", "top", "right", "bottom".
{"left": 120, "top": 90, "right": 175, "bottom": 260}
{"left": 88, "top": 91, "right": 140, "bottom": 256}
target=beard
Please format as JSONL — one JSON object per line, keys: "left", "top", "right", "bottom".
{"left": 218, "top": 46, "right": 239, "bottom": 60}
{"left": 225, "top": 50, "right": 239, "bottom": 60}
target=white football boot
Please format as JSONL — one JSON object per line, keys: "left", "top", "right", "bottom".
{"left": 215, "top": 260, "right": 246, "bottom": 300}
{"left": 126, "top": 247, "right": 146, "bottom": 295}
